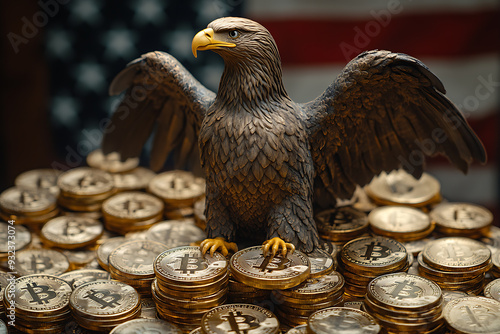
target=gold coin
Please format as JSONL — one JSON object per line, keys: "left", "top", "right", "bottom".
{"left": 148, "top": 170, "right": 205, "bottom": 206}
{"left": 40, "top": 216, "right": 103, "bottom": 249}
{"left": 367, "top": 272, "right": 442, "bottom": 311}
{"left": 230, "top": 246, "right": 310, "bottom": 290}
{"left": 15, "top": 249, "right": 70, "bottom": 276}
{"left": 103, "top": 191, "right": 164, "bottom": 221}
{"left": 112, "top": 167, "right": 156, "bottom": 192}
{"left": 15, "top": 169, "right": 62, "bottom": 197}
{"left": 416, "top": 252, "right": 490, "bottom": 279}
{"left": 315, "top": 207, "right": 369, "bottom": 241}
{"left": 279, "top": 271, "right": 344, "bottom": 299}
{"left": 0, "top": 271, "right": 14, "bottom": 308}
{"left": 443, "top": 296, "right": 500, "bottom": 333}
{"left": 0, "top": 222, "right": 31, "bottom": 259}
{"left": 87, "top": 149, "right": 139, "bottom": 173}
{"left": 286, "top": 325, "right": 308, "bottom": 334}
{"left": 70, "top": 280, "right": 140, "bottom": 319}
{"left": 109, "top": 319, "right": 182, "bottom": 334}
{"left": 306, "top": 248, "right": 335, "bottom": 278}
{"left": 430, "top": 202, "right": 493, "bottom": 235}
{"left": 154, "top": 246, "right": 227, "bottom": 285}
{"left": 422, "top": 237, "right": 491, "bottom": 272}
{"left": 109, "top": 240, "right": 168, "bottom": 279}
{"left": 62, "top": 249, "right": 97, "bottom": 269}
{"left": 365, "top": 169, "right": 440, "bottom": 206}
{"left": 58, "top": 167, "right": 114, "bottom": 197}
{"left": 0, "top": 187, "right": 57, "bottom": 216}
{"left": 58, "top": 269, "right": 111, "bottom": 289}
{"left": 145, "top": 219, "right": 205, "bottom": 248}
{"left": 368, "top": 206, "right": 432, "bottom": 238}
{"left": 307, "top": 307, "right": 380, "bottom": 334}
{"left": 484, "top": 278, "right": 500, "bottom": 301}
{"left": 202, "top": 304, "right": 280, "bottom": 334}
{"left": 96, "top": 237, "right": 127, "bottom": 270}
{"left": 340, "top": 236, "right": 407, "bottom": 274}
{"left": 441, "top": 290, "right": 468, "bottom": 306}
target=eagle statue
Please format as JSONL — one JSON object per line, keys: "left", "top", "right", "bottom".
{"left": 102, "top": 17, "right": 486, "bottom": 257}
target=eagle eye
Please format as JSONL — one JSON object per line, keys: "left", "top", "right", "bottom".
{"left": 228, "top": 30, "right": 240, "bottom": 39}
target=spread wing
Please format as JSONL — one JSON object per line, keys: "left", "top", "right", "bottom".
{"left": 303, "top": 50, "right": 486, "bottom": 206}
{"left": 102, "top": 51, "right": 216, "bottom": 172}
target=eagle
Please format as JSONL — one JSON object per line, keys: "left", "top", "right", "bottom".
{"left": 102, "top": 17, "right": 485, "bottom": 257}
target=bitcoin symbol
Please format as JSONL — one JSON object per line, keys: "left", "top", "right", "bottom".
{"left": 177, "top": 254, "right": 207, "bottom": 274}
{"left": 362, "top": 242, "right": 391, "bottom": 261}
{"left": 327, "top": 210, "right": 353, "bottom": 229}
{"left": 388, "top": 180, "right": 414, "bottom": 194}
{"left": 221, "top": 310, "right": 259, "bottom": 334}
{"left": 63, "top": 220, "right": 84, "bottom": 236}
{"left": 121, "top": 199, "right": 154, "bottom": 215}
{"left": 84, "top": 289, "right": 121, "bottom": 309}
{"left": 256, "top": 255, "right": 290, "bottom": 273}
{"left": 77, "top": 175, "right": 105, "bottom": 189}
{"left": 453, "top": 208, "right": 478, "bottom": 224}
{"left": 19, "top": 191, "right": 40, "bottom": 207}
{"left": 387, "top": 280, "right": 422, "bottom": 299}
{"left": 26, "top": 254, "right": 53, "bottom": 273}
{"left": 439, "top": 245, "right": 473, "bottom": 261}
{"left": 320, "top": 311, "right": 360, "bottom": 331}
{"left": 22, "top": 282, "right": 57, "bottom": 305}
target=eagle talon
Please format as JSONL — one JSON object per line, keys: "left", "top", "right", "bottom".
{"left": 200, "top": 237, "right": 238, "bottom": 257}
{"left": 262, "top": 237, "right": 295, "bottom": 257}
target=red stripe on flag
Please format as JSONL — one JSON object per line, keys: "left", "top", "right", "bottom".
{"left": 255, "top": 10, "right": 499, "bottom": 65}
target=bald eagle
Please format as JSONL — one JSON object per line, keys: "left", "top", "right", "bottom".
{"left": 103, "top": 17, "right": 485, "bottom": 256}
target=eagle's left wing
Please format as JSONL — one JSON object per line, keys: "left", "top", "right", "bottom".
{"left": 302, "top": 50, "right": 486, "bottom": 206}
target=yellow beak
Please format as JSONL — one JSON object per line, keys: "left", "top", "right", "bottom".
{"left": 192, "top": 28, "right": 236, "bottom": 58}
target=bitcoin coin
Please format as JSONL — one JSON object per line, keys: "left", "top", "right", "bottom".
{"left": 368, "top": 206, "right": 433, "bottom": 241}
{"left": 202, "top": 304, "right": 280, "bottom": 334}
{"left": 443, "top": 296, "right": 500, "bottom": 333}
{"left": 315, "top": 207, "right": 369, "bottom": 242}
{"left": 145, "top": 219, "right": 206, "bottom": 249}
{"left": 230, "top": 246, "right": 310, "bottom": 290}
{"left": 96, "top": 237, "right": 127, "bottom": 270}
{"left": 87, "top": 149, "right": 139, "bottom": 173}
{"left": 15, "top": 169, "right": 62, "bottom": 197}
{"left": 484, "top": 278, "right": 500, "bottom": 301}
{"left": 422, "top": 237, "right": 491, "bottom": 272}
{"left": 148, "top": 170, "right": 205, "bottom": 207}
{"left": 306, "top": 248, "right": 335, "bottom": 278}
{"left": 0, "top": 187, "right": 57, "bottom": 216}
{"left": 441, "top": 290, "right": 468, "bottom": 306}
{"left": 0, "top": 222, "right": 31, "bottom": 260}
{"left": 109, "top": 240, "right": 168, "bottom": 279}
{"left": 112, "top": 167, "right": 156, "bottom": 192}
{"left": 15, "top": 249, "right": 70, "bottom": 276}
{"left": 279, "top": 271, "right": 344, "bottom": 300}
{"left": 103, "top": 192, "right": 163, "bottom": 221}
{"left": 59, "top": 269, "right": 111, "bottom": 289}
{"left": 109, "top": 318, "right": 182, "bottom": 334}
{"left": 58, "top": 167, "right": 114, "bottom": 197}
{"left": 307, "top": 307, "right": 380, "bottom": 334}
{"left": 40, "top": 216, "right": 103, "bottom": 249}
{"left": 430, "top": 202, "right": 493, "bottom": 238}
{"left": 62, "top": 249, "right": 97, "bottom": 270}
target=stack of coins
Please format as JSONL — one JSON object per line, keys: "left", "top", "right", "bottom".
{"left": 491, "top": 250, "right": 500, "bottom": 278}
{"left": 58, "top": 167, "right": 115, "bottom": 211}
{"left": 227, "top": 271, "right": 270, "bottom": 304}
{"left": 70, "top": 280, "right": 141, "bottom": 331}
{"left": 153, "top": 246, "right": 228, "bottom": 331}
{"left": 0, "top": 222, "right": 31, "bottom": 261}
{"left": 368, "top": 206, "right": 434, "bottom": 242}
{"left": 307, "top": 307, "right": 380, "bottom": 334}
{"left": 201, "top": 304, "right": 280, "bottom": 334}
{"left": 315, "top": 207, "right": 369, "bottom": 245}
{"left": 15, "top": 168, "right": 61, "bottom": 197}
{"left": 0, "top": 187, "right": 59, "bottom": 225}
{"left": 337, "top": 236, "right": 410, "bottom": 297}
{"left": 272, "top": 271, "right": 345, "bottom": 327}
{"left": 87, "top": 149, "right": 139, "bottom": 173}
{"left": 0, "top": 271, "right": 13, "bottom": 319}
{"left": 109, "top": 318, "right": 183, "bottom": 334}
{"left": 363, "top": 273, "right": 444, "bottom": 334}
{"left": 230, "top": 246, "right": 310, "bottom": 290}
{"left": 112, "top": 167, "right": 156, "bottom": 192}
{"left": 4, "top": 274, "right": 73, "bottom": 334}
{"left": 59, "top": 268, "right": 111, "bottom": 289}
{"left": 193, "top": 197, "right": 206, "bottom": 230}
{"left": 430, "top": 202, "right": 493, "bottom": 238}
{"left": 145, "top": 219, "right": 206, "bottom": 249}
{"left": 96, "top": 236, "right": 126, "bottom": 270}
{"left": 148, "top": 170, "right": 205, "bottom": 219}
{"left": 15, "top": 249, "right": 71, "bottom": 276}
{"left": 365, "top": 169, "right": 441, "bottom": 208}
{"left": 108, "top": 240, "right": 168, "bottom": 297}
{"left": 484, "top": 278, "right": 500, "bottom": 301}
{"left": 102, "top": 191, "right": 164, "bottom": 234}
{"left": 418, "top": 237, "right": 492, "bottom": 294}
{"left": 443, "top": 297, "right": 500, "bottom": 333}
{"left": 40, "top": 216, "right": 103, "bottom": 249}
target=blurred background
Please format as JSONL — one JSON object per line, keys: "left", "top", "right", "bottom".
{"left": 1, "top": 0, "right": 499, "bottom": 216}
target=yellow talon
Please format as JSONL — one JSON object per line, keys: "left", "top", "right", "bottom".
{"left": 200, "top": 237, "right": 238, "bottom": 257}
{"left": 262, "top": 237, "right": 295, "bottom": 257}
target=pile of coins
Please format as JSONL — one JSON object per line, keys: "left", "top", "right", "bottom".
{"left": 152, "top": 246, "right": 228, "bottom": 331}
{"left": 70, "top": 280, "right": 141, "bottom": 331}
{"left": 368, "top": 206, "right": 434, "bottom": 242}
{"left": 40, "top": 216, "right": 103, "bottom": 249}
{"left": 0, "top": 187, "right": 59, "bottom": 225}
{"left": 430, "top": 202, "right": 493, "bottom": 238}
{"left": 108, "top": 239, "right": 168, "bottom": 297}
{"left": 307, "top": 307, "right": 380, "bottom": 334}
{"left": 363, "top": 273, "right": 444, "bottom": 334}
{"left": 315, "top": 207, "right": 369, "bottom": 245}
{"left": 272, "top": 271, "right": 345, "bottom": 327}
{"left": 443, "top": 296, "right": 500, "bottom": 333}
{"left": 102, "top": 191, "right": 164, "bottom": 234}
{"left": 57, "top": 167, "right": 115, "bottom": 211}
{"left": 418, "top": 237, "right": 492, "bottom": 294}
{"left": 4, "top": 274, "right": 73, "bottom": 333}
{"left": 337, "top": 236, "right": 410, "bottom": 297}
{"left": 148, "top": 170, "right": 205, "bottom": 219}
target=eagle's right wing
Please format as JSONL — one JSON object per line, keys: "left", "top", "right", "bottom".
{"left": 102, "top": 51, "right": 216, "bottom": 172}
